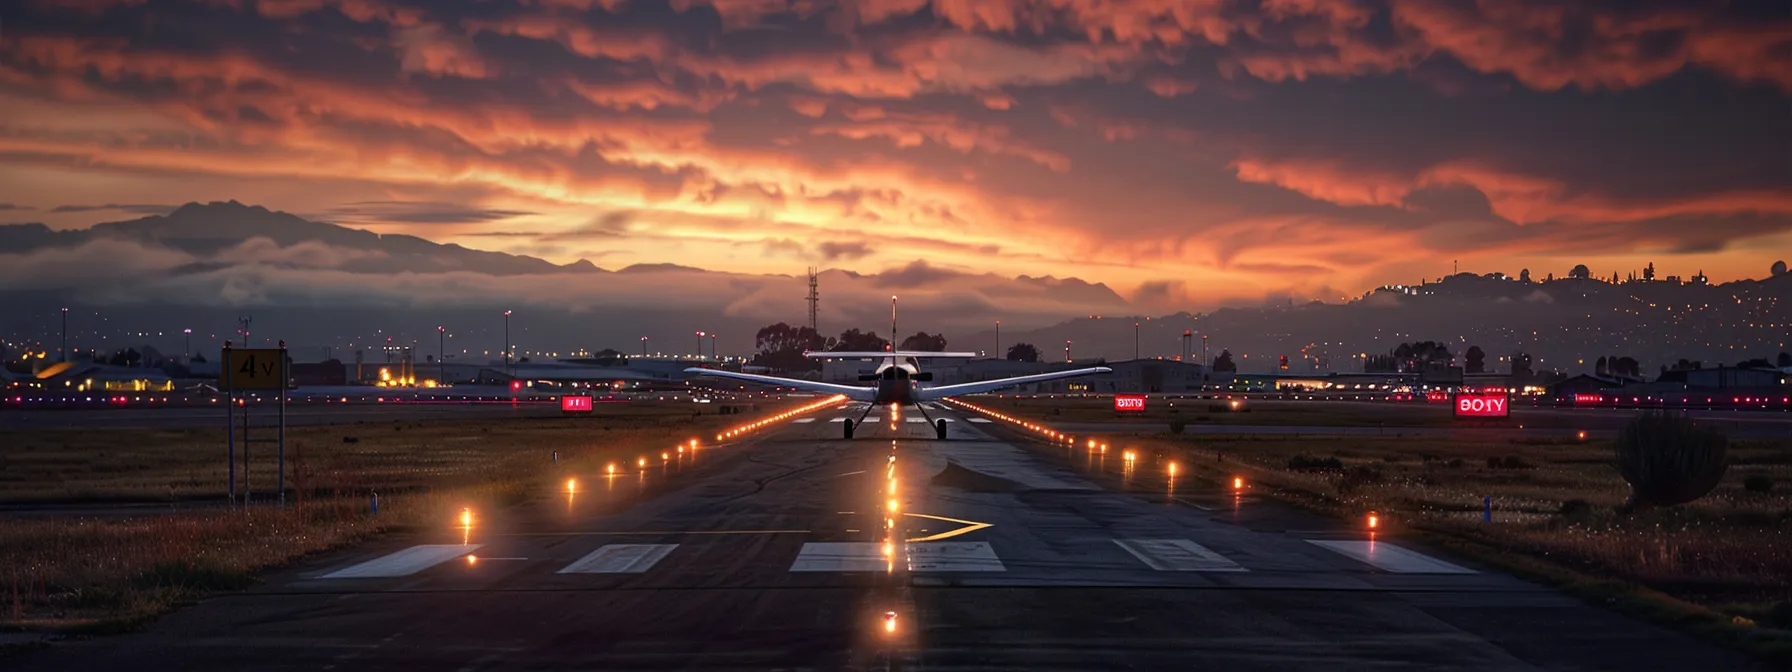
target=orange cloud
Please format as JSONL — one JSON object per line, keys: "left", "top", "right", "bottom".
{"left": 1232, "top": 156, "right": 1792, "bottom": 226}
{"left": 392, "top": 24, "right": 492, "bottom": 79}
{"left": 809, "top": 111, "right": 1072, "bottom": 172}
{"left": 1391, "top": 0, "right": 1792, "bottom": 91}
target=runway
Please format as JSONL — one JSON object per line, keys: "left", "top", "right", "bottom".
{"left": 14, "top": 403, "right": 1753, "bottom": 670}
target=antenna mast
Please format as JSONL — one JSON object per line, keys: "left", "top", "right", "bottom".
{"left": 806, "top": 267, "right": 819, "bottom": 333}
{"left": 889, "top": 296, "right": 897, "bottom": 352}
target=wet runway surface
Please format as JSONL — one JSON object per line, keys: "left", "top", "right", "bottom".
{"left": 13, "top": 403, "right": 1758, "bottom": 670}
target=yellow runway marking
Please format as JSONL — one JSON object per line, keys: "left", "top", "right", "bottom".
{"left": 902, "top": 513, "right": 993, "bottom": 543}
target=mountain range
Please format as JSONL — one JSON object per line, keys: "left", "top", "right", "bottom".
{"left": 2, "top": 201, "right": 1786, "bottom": 374}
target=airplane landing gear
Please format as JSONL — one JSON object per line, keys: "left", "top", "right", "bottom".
{"left": 843, "top": 418, "right": 855, "bottom": 439}
{"left": 934, "top": 418, "right": 948, "bottom": 440}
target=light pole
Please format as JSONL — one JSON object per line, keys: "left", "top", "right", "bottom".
{"left": 184, "top": 328, "right": 191, "bottom": 361}
{"left": 641, "top": 336, "right": 648, "bottom": 357}
{"left": 60, "top": 307, "right": 68, "bottom": 363}
{"left": 696, "top": 332, "right": 705, "bottom": 360}
{"left": 1202, "top": 334, "right": 1209, "bottom": 367}
{"left": 1065, "top": 340, "right": 1072, "bottom": 363}
{"left": 503, "top": 310, "right": 512, "bottom": 378}
{"left": 438, "top": 326, "right": 446, "bottom": 385}
{"left": 710, "top": 333, "right": 717, "bottom": 361}
{"left": 1134, "top": 321, "right": 1140, "bottom": 360}
{"left": 995, "top": 320, "right": 1000, "bottom": 359}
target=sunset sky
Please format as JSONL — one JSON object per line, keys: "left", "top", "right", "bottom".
{"left": 2, "top": 0, "right": 1789, "bottom": 311}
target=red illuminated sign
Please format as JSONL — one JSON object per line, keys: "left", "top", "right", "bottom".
{"left": 1573, "top": 394, "right": 1603, "bottom": 404}
{"left": 1113, "top": 394, "right": 1147, "bottom": 412}
{"left": 1453, "top": 393, "right": 1509, "bottom": 418}
{"left": 561, "top": 395, "right": 594, "bottom": 413}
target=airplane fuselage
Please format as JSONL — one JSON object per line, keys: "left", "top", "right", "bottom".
{"left": 869, "top": 358, "right": 921, "bottom": 404}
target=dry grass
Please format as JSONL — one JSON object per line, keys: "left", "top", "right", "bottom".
{"left": 0, "top": 401, "right": 790, "bottom": 630}
{"left": 981, "top": 396, "right": 1566, "bottom": 427}
{"left": 1126, "top": 433, "right": 1792, "bottom": 603}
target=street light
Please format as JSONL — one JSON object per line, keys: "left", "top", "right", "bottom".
{"left": 641, "top": 336, "right": 648, "bottom": 358}
{"left": 1134, "top": 321, "right": 1140, "bottom": 360}
{"left": 183, "top": 328, "right": 191, "bottom": 360}
{"left": 995, "top": 320, "right": 1001, "bottom": 359}
{"left": 696, "top": 331, "right": 704, "bottom": 360}
{"left": 60, "top": 308, "right": 68, "bottom": 363}
{"left": 503, "top": 310, "right": 512, "bottom": 379}
{"left": 710, "top": 333, "right": 717, "bottom": 361}
{"left": 1065, "top": 340, "right": 1072, "bottom": 363}
{"left": 438, "top": 326, "right": 446, "bottom": 385}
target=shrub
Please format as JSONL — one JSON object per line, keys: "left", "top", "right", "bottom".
{"left": 1167, "top": 417, "right": 1187, "bottom": 434}
{"left": 1743, "top": 474, "right": 1775, "bottom": 493}
{"left": 1614, "top": 412, "right": 1728, "bottom": 511}
{"left": 1337, "top": 465, "right": 1383, "bottom": 493}
{"left": 1558, "top": 499, "right": 1594, "bottom": 518}
{"left": 1288, "top": 454, "right": 1344, "bottom": 471}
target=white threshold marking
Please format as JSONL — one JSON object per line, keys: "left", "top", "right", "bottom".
{"left": 792, "top": 417, "right": 817, "bottom": 423}
{"left": 905, "top": 417, "right": 927, "bottom": 424}
{"left": 1307, "top": 540, "right": 1475, "bottom": 574}
{"left": 1114, "top": 539, "right": 1246, "bottom": 572}
{"left": 558, "top": 544, "right": 679, "bottom": 574}
{"left": 966, "top": 418, "right": 993, "bottom": 423}
{"left": 791, "top": 542, "right": 887, "bottom": 572}
{"left": 909, "top": 541, "right": 1005, "bottom": 572}
{"left": 863, "top": 416, "right": 879, "bottom": 422}
{"left": 320, "top": 544, "right": 482, "bottom": 579}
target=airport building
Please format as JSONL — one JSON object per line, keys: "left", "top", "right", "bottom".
{"left": 820, "top": 357, "right": 1215, "bottom": 394}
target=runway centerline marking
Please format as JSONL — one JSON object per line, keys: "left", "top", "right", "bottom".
{"left": 903, "top": 512, "right": 993, "bottom": 543}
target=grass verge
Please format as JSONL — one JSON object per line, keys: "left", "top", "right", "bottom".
{"left": 986, "top": 409, "right": 1792, "bottom": 665}
{"left": 0, "top": 400, "right": 790, "bottom": 634}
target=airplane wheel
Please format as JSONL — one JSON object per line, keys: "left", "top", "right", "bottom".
{"left": 843, "top": 419, "right": 855, "bottom": 440}
{"left": 934, "top": 418, "right": 948, "bottom": 440}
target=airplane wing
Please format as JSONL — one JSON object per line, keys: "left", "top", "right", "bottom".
{"left": 915, "top": 366, "right": 1112, "bottom": 401}
{"left": 683, "top": 368, "right": 876, "bottom": 401}
{"left": 804, "top": 351, "right": 980, "bottom": 359}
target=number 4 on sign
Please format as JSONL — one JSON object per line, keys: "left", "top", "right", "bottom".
{"left": 238, "top": 354, "right": 278, "bottom": 379}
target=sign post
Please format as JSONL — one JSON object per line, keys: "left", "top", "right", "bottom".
{"left": 1113, "top": 394, "right": 1147, "bottom": 413}
{"left": 1452, "top": 392, "right": 1510, "bottom": 418}
{"left": 561, "top": 395, "right": 595, "bottom": 413}
{"left": 224, "top": 342, "right": 234, "bottom": 504}
{"left": 222, "top": 347, "right": 287, "bottom": 506}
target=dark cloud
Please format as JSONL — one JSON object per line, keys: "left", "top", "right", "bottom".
{"left": 49, "top": 203, "right": 179, "bottom": 215}
{"left": 871, "top": 259, "right": 967, "bottom": 289}
{"left": 819, "top": 240, "right": 873, "bottom": 260}
{"left": 320, "top": 201, "right": 537, "bottom": 225}
{"left": 0, "top": 204, "right": 33, "bottom": 211}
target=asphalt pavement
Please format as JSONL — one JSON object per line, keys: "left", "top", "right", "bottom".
{"left": 9, "top": 404, "right": 1759, "bottom": 670}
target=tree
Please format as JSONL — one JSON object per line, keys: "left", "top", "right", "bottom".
{"left": 751, "top": 322, "right": 827, "bottom": 371}
{"left": 898, "top": 332, "right": 947, "bottom": 352}
{"left": 1569, "top": 264, "right": 1591, "bottom": 279}
{"left": 1773, "top": 260, "right": 1787, "bottom": 276}
{"left": 1738, "top": 357, "right": 1774, "bottom": 369}
{"left": 1613, "top": 356, "right": 1640, "bottom": 379}
{"left": 1615, "top": 412, "right": 1728, "bottom": 511}
{"left": 1212, "top": 349, "right": 1237, "bottom": 372}
{"left": 832, "top": 328, "right": 888, "bottom": 352}
{"left": 1005, "top": 342, "right": 1040, "bottom": 362}
{"left": 1779, "top": 352, "right": 1791, "bottom": 368}
{"left": 1464, "top": 346, "right": 1486, "bottom": 374}
{"left": 192, "top": 353, "right": 208, "bottom": 364}
{"left": 1595, "top": 356, "right": 1608, "bottom": 376}
{"left": 1511, "top": 352, "right": 1532, "bottom": 375}
{"left": 1643, "top": 262, "right": 1655, "bottom": 281}
{"left": 1519, "top": 268, "right": 1531, "bottom": 283}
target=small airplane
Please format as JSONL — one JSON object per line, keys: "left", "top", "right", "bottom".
{"left": 685, "top": 298, "right": 1110, "bottom": 438}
